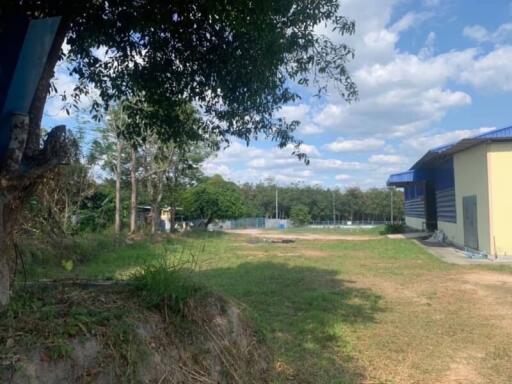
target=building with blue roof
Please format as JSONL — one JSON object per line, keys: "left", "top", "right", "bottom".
{"left": 388, "top": 126, "right": 512, "bottom": 257}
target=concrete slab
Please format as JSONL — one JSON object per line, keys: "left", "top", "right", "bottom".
{"left": 387, "top": 232, "right": 430, "bottom": 239}
{"left": 414, "top": 240, "right": 512, "bottom": 265}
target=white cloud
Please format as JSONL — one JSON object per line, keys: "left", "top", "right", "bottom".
{"left": 44, "top": 59, "right": 101, "bottom": 121}
{"left": 463, "top": 23, "right": 512, "bottom": 44}
{"left": 201, "top": 2, "right": 512, "bottom": 188}
{"left": 312, "top": 158, "right": 367, "bottom": 170}
{"left": 459, "top": 46, "right": 512, "bottom": 91}
{"left": 288, "top": 143, "right": 320, "bottom": 157}
{"left": 299, "top": 123, "right": 324, "bottom": 135}
{"left": 309, "top": 1, "right": 481, "bottom": 138}
{"left": 247, "top": 157, "right": 298, "bottom": 169}
{"left": 335, "top": 174, "right": 352, "bottom": 181}
{"left": 44, "top": 65, "right": 78, "bottom": 119}
{"left": 463, "top": 25, "right": 491, "bottom": 43}
{"left": 419, "top": 32, "right": 436, "bottom": 59}
{"left": 368, "top": 154, "right": 405, "bottom": 164}
{"left": 202, "top": 162, "right": 231, "bottom": 176}
{"left": 277, "top": 104, "right": 310, "bottom": 122}
{"left": 389, "top": 12, "right": 432, "bottom": 34}
{"left": 402, "top": 127, "right": 496, "bottom": 151}
{"left": 324, "top": 138, "right": 385, "bottom": 152}
{"left": 313, "top": 104, "right": 345, "bottom": 127}
{"left": 204, "top": 142, "right": 264, "bottom": 169}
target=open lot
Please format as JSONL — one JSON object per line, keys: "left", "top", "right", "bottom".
{"left": 22, "top": 230, "right": 512, "bottom": 383}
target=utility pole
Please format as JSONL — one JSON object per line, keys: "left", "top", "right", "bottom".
{"left": 275, "top": 187, "right": 279, "bottom": 220}
{"left": 332, "top": 190, "right": 336, "bottom": 225}
{"left": 390, "top": 186, "right": 394, "bottom": 224}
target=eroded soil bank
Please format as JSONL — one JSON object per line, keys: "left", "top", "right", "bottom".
{"left": 0, "top": 284, "right": 269, "bottom": 383}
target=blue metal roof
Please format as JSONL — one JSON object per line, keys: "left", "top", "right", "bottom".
{"left": 387, "top": 170, "right": 415, "bottom": 186}
{"left": 473, "top": 125, "right": 512, "bottom": 139}
{"left": 388, "top": 125, "right": 512, "bottom": 186}
{"left": 411, "top": 125, "right": 512, "bottom": 169}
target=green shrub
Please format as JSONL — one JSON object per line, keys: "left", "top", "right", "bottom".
{"left": 382, "top": 223, "right": 405, "bottom": 234}
{"left": 290, "top": 205, "right": 312, "bottom": 226}
{"left": 18, "top": 232, "right": 123, "bottom": 271}
{"left": 131, "top": 254, "right": 203, "bottom": 317}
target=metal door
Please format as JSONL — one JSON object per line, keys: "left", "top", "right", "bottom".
{"left": 463, "top": 195, "right": 479, "bottom": 250}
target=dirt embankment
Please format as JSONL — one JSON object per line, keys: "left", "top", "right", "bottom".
{"left": 0, "top": 285, "right": 269, "bottom": 384}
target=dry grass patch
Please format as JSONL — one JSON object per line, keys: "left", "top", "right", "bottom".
{"left": 348, "top": 269, "right": 512, "bottom": 384}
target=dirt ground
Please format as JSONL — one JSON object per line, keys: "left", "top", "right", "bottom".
{"left": 224, "top": 228, "right": 381, "bottom": 241}
{"left": 355, "top": 268, "right": 512, "bottom": 384}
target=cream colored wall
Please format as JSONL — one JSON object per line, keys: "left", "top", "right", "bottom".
{"left": 487, "top": 142, "right": 512, "bottom": 256}
{"left": 451, "top": 144, "right": 491, "bottom": 253}
{"left": 405, "top": 216, "right": 426, "bottom": 231}
{"left": 438, "top": 221, "right": 458, "bottom": 244}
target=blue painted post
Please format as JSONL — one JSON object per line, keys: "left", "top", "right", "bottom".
{"left": 0, "top": 15, "right": 61, "bottom": 162}
{"left": 0, "top": 14, "right": 61, "bottom": 307}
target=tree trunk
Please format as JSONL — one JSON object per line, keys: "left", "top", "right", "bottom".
{"left": 0, "top": 199, "right": 12, "bottom": 308}
{"left": 0, "top": 18, "right": 72, "bottom": 307}
{"left": 204, "top": 217, "right": 213, "bottom": 228}
{"left": 115, "top": 140, "right": 123, "bottom": 233}
{"left": 130, "top": 146, "right": 137, "bottom": 234}
{"left": 63, "top": 192, "right": 69, "bottom": 232}
{"left": 151, "top": 204, "right": 158, "bottom": 234}
{"left": 170, "top": 206, "right": 176, "bottom": 232}
{"left": 0, "top": 114, "right": 69, "bottom": 307}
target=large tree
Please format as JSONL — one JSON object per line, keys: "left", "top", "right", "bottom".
{"left": 88, "top": 105, "right": 131, "bottom": 233}
{"left": 183, "top": 175, "right": 245, "bottom": 227}
{"left": 0, "top": 0, "right": 356, "bottom": 305}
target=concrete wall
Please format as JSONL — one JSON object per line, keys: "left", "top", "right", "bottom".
{"left": 449, "top": 144, "right": 491, "bottom": 253}
{"left": 438, "top": 221, "right": 458, "bottom": 244}
{"left": 487, "top": 142, "right": 512, "bottom": 256}
{"left": 405, "top": 216, "right": 426, "bottom": 231}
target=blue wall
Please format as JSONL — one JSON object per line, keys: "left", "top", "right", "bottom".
{"left": 403, "top": 157, "right": 456, "bottom": 223}
{"left": 433, "top": 158, "right": 456, "bottom": 223}
{"left": 404, "top": 182, "right": 426, "bottom": 219}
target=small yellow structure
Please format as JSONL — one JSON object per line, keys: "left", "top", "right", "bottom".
{"left": 388, "top": 126, "right": 512, "bottom": 257}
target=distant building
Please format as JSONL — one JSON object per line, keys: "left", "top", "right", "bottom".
{"left": 388, "top": 126, "right": 512, "bottom": 257}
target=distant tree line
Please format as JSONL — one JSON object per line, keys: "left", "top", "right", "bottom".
{"left": 239, "top": 181, "right": 404, "bottom": 223}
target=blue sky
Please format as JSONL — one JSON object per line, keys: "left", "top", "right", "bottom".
{"left": 43, "top": 0, "right": 512, "bottom": 189}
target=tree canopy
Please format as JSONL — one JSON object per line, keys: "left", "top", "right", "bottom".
{"left": 289, "top": 205, "right": 311, "bottom": 226}
{"left": 182, "top": 175, "right": 246, "bottom": 226}
{"left": 4, "top": 0, "right": 357, "bottom": 153}
{"left": 240, "top": 182, "right": 404, "bottom": 222}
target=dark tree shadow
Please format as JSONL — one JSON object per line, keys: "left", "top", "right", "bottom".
{"left": 196, "top": 262, "right": 384, "bottom": 383}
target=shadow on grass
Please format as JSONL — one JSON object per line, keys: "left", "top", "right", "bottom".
{"left": 181, "top": 229, "right": 229, "bottom": 239}
{"left": 197, "top": 261, "right": 384, "bottom": 383}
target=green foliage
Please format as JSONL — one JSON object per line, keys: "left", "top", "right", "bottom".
{"left": 21, "top": 128, "right": 96, "bottom": 236}
{"left": 183, "top": 175, "right": 246, "bottom": 225}
{"left": 18, "top": 232, "right": 125, "bottom": 278}
{"left": 78, "top": 189, "right": 116, "bottom": 232}
{"left": 131, "top": 254, "right": 203, "bottom": 317}
{"left": 10, "top": 0, "right": 357, "bottom": 155}
{"left": 289, "top": 205, "right": 311, "bottom": 226}
{"left": 382, "top": 223, "right": 406, "bottom": 234}
{"left": 240, "top": 182, "right": 404, "bottom": 222}
{"left": 61, "top": 259, "right": 74, "bottom": 272}
{"left": 0, "top": 286, "right": 139, "bottom": 366}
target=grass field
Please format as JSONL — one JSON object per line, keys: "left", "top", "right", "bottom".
{"left": 20, "top": 230, "right": 512, "bottom": 383}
